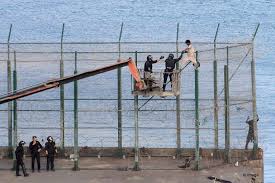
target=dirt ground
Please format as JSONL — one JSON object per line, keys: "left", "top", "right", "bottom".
{"left": 0, "top": 157, "right": 260, "bottom": 183}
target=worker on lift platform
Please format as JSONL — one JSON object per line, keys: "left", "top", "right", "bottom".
{"left": 162, "top": 51, "right": 184, "bottom": 91}
{"left": 144, "top": 55, "right": 164, "bottom": 91}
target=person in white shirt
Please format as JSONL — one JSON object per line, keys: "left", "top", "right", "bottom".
{"left": 182, "top": 40, "right": 200, "bottom": 69}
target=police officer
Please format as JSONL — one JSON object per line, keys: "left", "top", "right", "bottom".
{"left": 29, "top": 136, "right": 42, "bottom": 172}
{"left": 15, "top": 141, "right": 29, "bottom": 177}
{"left": 245, "top": 115, "right": 259, "bottom": 149}
{"left": 162, "top": 51, "right": 184, "bottom": 91}
{"left": 144, "top": 55, "right": 164, "bottom": 90}
{"left": 45, "top": 136, "right": 57, "bottom": 171}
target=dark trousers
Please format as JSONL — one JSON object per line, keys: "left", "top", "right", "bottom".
{"left": 245, "top": 134, "right": 254, "bottom": 149}
{"left": 31, "top": 153, "right": 40, "bottom": 170}
{"left": 163, "top": 70, "right": 173, "bottom": 91}
{"left": 16, "top": 160, "right": 27, "bottom": 175}
{"left": 47, "top": 156, "right": 54, "bottom": 170}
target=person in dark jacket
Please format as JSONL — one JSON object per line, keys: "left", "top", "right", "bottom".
{"left": 45, "top": 136, "right": 57, "bottom": 171}
{"left": 245, "top": 115, "right": 259, "bottom": 149}
{"left": 144, "top": 55, "right": 164, "bottom": 90}
{"left": 15, "top": 141, "right": 29, "bottom": 177}
{"left": 29, "top": 136, "right": 42, "bottom": 172}
{"left": 162, "top": 51, "right": 184, "bottom": 91}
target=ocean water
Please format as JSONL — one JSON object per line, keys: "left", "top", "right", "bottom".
{"left": 0, "top": 0, "right": 274, "bottom": 181}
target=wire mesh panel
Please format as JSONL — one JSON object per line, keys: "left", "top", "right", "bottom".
{"left": 0, "top": 41, "right": 256, "bottom": 170}
{"left": 0, "top": 54, "right": 8, "bottom": 146}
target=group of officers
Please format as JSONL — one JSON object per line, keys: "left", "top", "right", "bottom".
{"left": 15, "top": 136, "right": 57, "bottom": 177}
{"left": 14, "top": 117, "right": 259, "bottom": 174}
{"left": 143, "top": 40, "right": 200, "bottom": 91}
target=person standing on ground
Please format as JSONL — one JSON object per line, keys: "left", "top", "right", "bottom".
{"left": 29, "top": 136, "right": 42, "bottom": 172}
{"left": 182, "top": 40, "right": 200, "bottom": 69}
{"left": 15, "top": 141, "right": 29, "bottom": 177}
{"left": 45, "top": 136, "right": 57, "bottom": 171}
{"left": 162, "top": 51, "right": 184, "bottom": 91}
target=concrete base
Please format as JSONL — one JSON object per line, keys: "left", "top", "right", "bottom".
{"left": 0, "top": 147, "right": 263, "bottom": 182}
{"left": 0, "top": 157, "right": 263, "bottom": 183}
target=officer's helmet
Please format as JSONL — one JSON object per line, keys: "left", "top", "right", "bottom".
{"left": 168, "top": 53, "right": 174, "bottom": 59}
{"left": 147, "top": 55, "right": 153, "bottom": 61}
{"left": 47, "top": 136, "right": 53, "bottom": 142}
{"left": 19, "top": 141, "right": 26, "bottom": 146}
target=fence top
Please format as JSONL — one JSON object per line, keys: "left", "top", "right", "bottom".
{"left": 0, "top": 41, "right": 252, "bottom": 45}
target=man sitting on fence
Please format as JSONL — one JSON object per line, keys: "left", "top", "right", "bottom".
{"left": 245, "top": 115, "right": 259, "bottom": 149}
{"left": 182, "top": 40, "right": 200, "bottom": 70}
{"left": 144, "top": 55, "right": 164, "bottom": 91}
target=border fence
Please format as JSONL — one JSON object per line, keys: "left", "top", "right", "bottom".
{"left": 0, "top": 23, "right": 260, "bottom": 170}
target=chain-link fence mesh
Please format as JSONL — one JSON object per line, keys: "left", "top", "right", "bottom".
{"left": 0, "top": 41, "right": 255, "bottom": 169}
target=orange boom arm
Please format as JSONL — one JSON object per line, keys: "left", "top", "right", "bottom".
{"left": 126, "top": 58, "right": 145, "bottom": 90}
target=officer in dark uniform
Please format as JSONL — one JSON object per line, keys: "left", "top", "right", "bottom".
{"left": 162, "top": 51, "right": 184, "bottom": 91}
{"left": 29, "top": 136, "right": 42, "bottom": 172}
{"left": 144, "top": 55, "right": 164, "bottom": 90}
{"left": 245, "top": 115, "right": 259, "bottom": 149}
{"left": 45, "top": 136, "right": 57, "bottom": 171}
{"left": 15, "top": 141, "right": 29, "bottom": 177}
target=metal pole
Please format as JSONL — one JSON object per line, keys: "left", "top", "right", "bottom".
{"left": 226, "top": 46, "right": 229, "bottom": 66}
{"left": 73, "top": 51, "right": 79, "bottom": 171}
{"left": 194, "top": 51, "right": 200, "bottom": 170}
{"left": 12, "top": 51, "right": 17, "bottom": 170}
{"left": 213, "top": 23, "right": 220, "bottom": 149}
{"left": 251, "top": 42, "right": 258, "bottom": 154}
{"left": 176, "top": 23, "right": 181, "bottom": 156}
{"left": 117, "top": 22, "right": 124, "bottom": 157}
{"left": 224, "top": 65, "right": 231, "bottom": 163}
{"left": 60, "top": 23, "right": 65, "bottom": 152}
{"left": 7, "top": 24, "right": 13, "bottom": 157}
{"left": 133, "top": 51, "right": 140, "bottom": 171}
{"left": 252, "top": 23, "right": 260, "bottom": 42}
{"left": 225, "top": 46, "right": 230, "bottom": 162}
{"left": 251, "top": 23, "right": 259, "bottom": 155}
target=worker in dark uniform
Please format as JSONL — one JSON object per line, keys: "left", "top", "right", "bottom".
{"left": 162, "top": 51, "right": 184, "bottom": 91}
{"left": 15, "top": 141, "right": 29, "bottom": 177}
{"left": 29, "top": 136, "right": 42, "bottom": 172}
{"left": 245, "top": 115, "right": 259, "bottom": 149}
{"left": 45, "top": 136, "right": 57, "bottom": 171}
{"left": 144, "top": 55, "right": 164, "bottom": 90}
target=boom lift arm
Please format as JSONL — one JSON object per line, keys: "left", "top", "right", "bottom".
{"left": 0, "top": 58, "right": 142, "bottom": 104}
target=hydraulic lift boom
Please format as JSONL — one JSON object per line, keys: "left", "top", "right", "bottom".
{"left": 0, "top": 60, "right": 130, "bottom": 104}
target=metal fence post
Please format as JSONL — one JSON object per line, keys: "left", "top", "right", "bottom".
{"left": 226, "top": 46, "right": 229, "bottom": 66}
{"left": 12, "top": 51, "right": 17, "bottom": 170}
{"left": 176, "top": 23, "right": 181, "bottom": 156}
{"left": 224, "top": 65, "right": 231, "bottom": 163}
{"left": 117, "top": 22, "right": 124, "bottom": 157}
{"left": 213, "top": 23, "right": 220, "bottom": 149}
{"left": 7, "top": 24, "right": 13, "bottom": 157}
{"left": 251, "top": 24, "right": 260, "bottom": 155}
{"left": 73, "top": 51, "right": 79, "bottom": 171}
{"left": 251, "top": 42, "right": 258, "bottom": 154}
{"left": 60, "top": 23, "right": 65, "bottom": 152}
{"left": 133, "top": 51, "right": 140, "bottom": 171}
{"left": 194, "top": 51, "right": 200, "bottom": 170}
